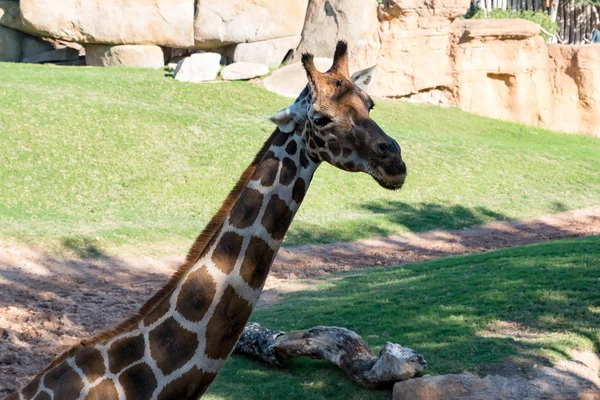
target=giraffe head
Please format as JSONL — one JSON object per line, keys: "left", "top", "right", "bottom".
{"left": 271, "top": 41, "right": 407, "bottom": 190}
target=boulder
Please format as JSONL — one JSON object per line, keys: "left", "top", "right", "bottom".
{"left": 453, "top": 19, "right": 551, "bottom": 127}
{"left": 263, "top": 57, "right": 332, "bottom": 98}
{"left": 22, "top": 47, "right": 79, "bottom": 64}
{"left": 0, "top": 24, "right": 22, "bottom": 61}
{"left": 547, "top": 44, "right": 600, "bottom": 135}
{"left": 290, "top": 0, "right": 380, "bottom": 73}
{"left": 194, "top": 0, "right": 309, "bottom": 49}
{"left": 220, "top": 62, "right": 269, "bottom": 81}
{"left": 233, "top": 35, "right": 301, "bottom": 68}
{"left": 86, "top": 45, "right": 165, "bottom": 68}
{"left": 372, "top": 0, "right": 471, "bottom": 97}
{"left": 0, "top": 1, "right": 28, "bottom": 33}
{"left": 17, "top": 0, "right": 194, "bottom": 47}
{"left": 173, "top": 52, "right": 221, "bottom": 83}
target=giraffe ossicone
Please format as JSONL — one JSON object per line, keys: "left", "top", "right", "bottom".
{"left": 6, "top": 41, "right": 407, "bottom": 400}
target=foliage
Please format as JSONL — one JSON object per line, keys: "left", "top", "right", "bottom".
{"left": 468, "top": 8, "right": 559, "bottom": 40}
{"left": 0, "top": 64, "right": 599, "bottom": 255}
{"left": 204, "top": 236, "right": 600, "bottom": 399}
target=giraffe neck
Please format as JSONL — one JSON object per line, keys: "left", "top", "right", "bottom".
{"left": 11, "top": 126, "right": 320, "bottom": 400}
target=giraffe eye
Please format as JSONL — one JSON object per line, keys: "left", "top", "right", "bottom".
{"left": 313, "top": 116, "right": 332, "bottom": 127}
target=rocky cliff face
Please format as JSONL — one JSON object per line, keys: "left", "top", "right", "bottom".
{"left": 0, "top": 0, "right": 598, "bottom": 135}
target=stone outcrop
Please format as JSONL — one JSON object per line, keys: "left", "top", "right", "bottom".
{"left": 452, "top": 19, "right": 552, "bottom": 127}
{"left": 173, "top": 52, "right": 221, "bottom": 83}
{"left": 547, "top": 44, "right": 600, "bottom": 135}
{"left": 17, "top": 0, "right": 194, "bottom": 47}
{"left": 290, "top": 0, "right": 381, "bottom": 72}
{"left": 86, "top": 45, "right": 165, "bottom": 68}
{"left": 372, "top": 0, "right": 471, "bottom": 98}
{"left": 194, "top": 0, "right": 309, "bottom": 49}
{"left": 233, "top": 36, "right": 301, "bottom": 68}
{"left": 220, "top": 62, "right": 269, "bottom": 81}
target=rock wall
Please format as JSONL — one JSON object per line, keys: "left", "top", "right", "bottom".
{"left": 0, "top": 0, "right": 598, "bottom": 135}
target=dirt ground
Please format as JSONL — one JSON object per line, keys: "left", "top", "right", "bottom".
{"left": 1, "top": 207, "right": 599, "bottom": 396}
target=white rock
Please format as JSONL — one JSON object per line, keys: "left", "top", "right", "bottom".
{"left": 194, "top": 0, "right": 308, "bottom": 48}
{"left": 221, "top": 62, "right": 269, "bottom": 81}
{"left": 174, "top": 53, "right": 221, "bottom": 83}
{"left": 233, "top": 35, "right": 301, "bottom": 68}
{"left": 85, "top": 45, "right": 164, "bottom": 68}
{"left": 263, "top": 58, "right": 333, "bottom": 98}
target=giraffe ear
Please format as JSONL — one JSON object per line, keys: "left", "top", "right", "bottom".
{"left": 270, "top": 107, "right": 296, "bottom": 133}
{"left": 351, "top": 65, "right": 378, "bottom": 94}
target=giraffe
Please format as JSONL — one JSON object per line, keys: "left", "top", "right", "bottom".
{"left": 6, "top": 41, "right": 407, "bottom": 400}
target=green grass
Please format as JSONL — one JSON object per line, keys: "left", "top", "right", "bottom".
{"left": 0, "top": 63, "right": 599, "bottom": 253}
{"left": 204, "top": 236, "right": 600, "bottom": 399}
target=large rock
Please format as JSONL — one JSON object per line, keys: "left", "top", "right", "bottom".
{"left": 86, "top": 45, "right": 164, "bottom": 68}
{"left": 263, "top": 57, "right": 333, "bottom": 98}
{"left": 20, "top": 35, "right": 54, "bottom": 60}
{"left": 547, "top": 44, "right": 600, "bottom": 135}
{"left": 393, "top": 352, "right": 600, "bottom": 399}
{"left": 173, "top": 52, "right": 221, "bottom": 83}
{"left": 452, "top": 19, "right": 551, "bottom": 127}
{"left": 372, "top": 0, "right": 471, "bottom": 97}
{"left": 220, "top": 62, "right": 269, "bottom": 81}
{"left": 194, "top": 0, "right": 309, "bottom": 49}
{"left": 0, "top": 24, "right": 22, "bottom": 61}
{"left": 0, "top": 0, "right": 28, "bottom": 33}
{"left": 17, "top": 0, "right": 194, "bottom": 47}
{"left": 290, "top": 0, "right": 380, "bottom": 73}
{"left": 233, "top": 35, "right": 301, "bottom": 68}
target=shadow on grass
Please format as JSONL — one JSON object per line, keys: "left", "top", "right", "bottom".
{"left": 286, "top": 202, "right": 510, "bottom": 246}
{"left": 206, "top": 236, "right": 600, "bottom": 399}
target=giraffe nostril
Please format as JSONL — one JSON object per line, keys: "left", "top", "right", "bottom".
{"left": 376, "top": 142, "right": 389, "bottom": 157}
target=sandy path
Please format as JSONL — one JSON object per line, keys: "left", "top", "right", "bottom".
{"left": 0, "top": 207, "right": 599, "bottom": 395}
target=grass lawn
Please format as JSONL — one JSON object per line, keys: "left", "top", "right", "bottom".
{"left": 1, "top": 63, "right": 599, "bottom": 253}
{"left": 204, "top": 235, "right": 600, "bottom": 399}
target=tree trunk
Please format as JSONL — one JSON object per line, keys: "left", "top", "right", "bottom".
{"left": 234, "top": 323, "right": 427, "bottom": 389}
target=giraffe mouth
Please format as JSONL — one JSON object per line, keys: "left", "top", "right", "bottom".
{"left": 368, "top": 163, "right": 407, "bottom": 191}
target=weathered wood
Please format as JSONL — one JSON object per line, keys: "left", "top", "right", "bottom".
{"left": 235, "top": 323, "right": 426, "bottom": 389}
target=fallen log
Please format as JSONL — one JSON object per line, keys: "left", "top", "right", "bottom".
{"left": 234, "top": 322, "right": 426, "bottom": 389}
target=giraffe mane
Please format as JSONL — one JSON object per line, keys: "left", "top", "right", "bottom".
{"left": 35, "top": 129, "right": 280, "bottom": 377}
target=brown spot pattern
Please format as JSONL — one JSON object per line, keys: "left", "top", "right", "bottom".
{"left": 32, "top": 393, "right": 50, "bottom": 400}
{"left": 314, "top": 135, "right": 325, "bottom": 147}
{"left": 118, "top": 364, "right": 157, "bottom": 400}
{"left": 261, "top": 194, "right": 294, "bottom": 241}
{"left": 143, "top": 296, "right": 171, "bottom": 327}
{"left": 292, "top": 178, "right": 306, "bottom": 204}
{"left": 328, "top": 141, "right": 341, "bottom": 157}
{"left": 85, "top": 379, "right": 119, "bottom": 400}
{"left": 299, "top": 149, "right": 309, "bottom": 168}
{"left": 253, "top": 153, "right": 279, "bottom": 187}
{"left": 279, "top": 157, "right": 297, "bottom": 186}
{"left": 229, "top": 188, "right": 263, "bottom": 229}
{"left": 205, "top": 286, "right": 253, "bottom": 360}
{"left": 272, "top": 131, "right": 289, "bottom": 146}
{"left": 21, "top": 376, "right": 41, "bottom": 400}
{"left": 44, "top": 361, "right": 84, "bottom": 400}
{"left": 75, "top": 347, "right": 105, "bottom": 379}
{"left": 176, "top": 266, "right": 217, "bottom": 322}
{"left": 342, "top": 147, "right": 352, "bottom": 158}
{"left": 320, "top": 151, "right": 332, "bottom": 164}
{"left": 149, "top": 317, "right": 199, "bottom": 375}
{"left": 285, "top": 140, "right": 297, "bottom": 155}
{"left": 157, "top": 367, "right": 217, "bottom": 400}
{"left": 108, "top": 334, "right": 145, "bottom": 374}
{"left": 211, "top": 231, "right": 244, "bottom": 274}
{"left": 240, "top": 236, "right": 275, "bottom": 289}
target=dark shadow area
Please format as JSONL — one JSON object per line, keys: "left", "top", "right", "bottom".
{"left": 274, "top": 203, "right": 600, "bottom": 279}
{"left": 0, "top": 240, "right": 175, "bottom": 396}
